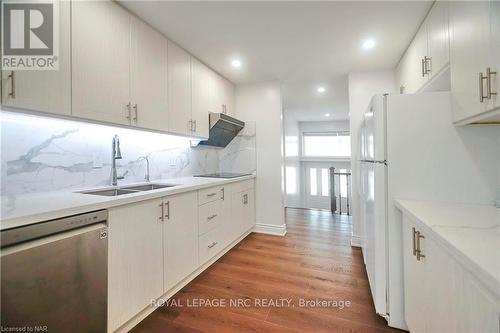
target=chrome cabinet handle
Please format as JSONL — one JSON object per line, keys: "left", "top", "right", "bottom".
{"left": 207, "top": 214, "right": 217, "bottom": 221}
{"left": 221, "top": 188, "right": 225, "bottom": 200}
{"left": 480, "top": 72, "right": 488, "bottom": 103}
{"left": 165, "top": 200, "right": 170, "bottom": 220}
{"left": 243, "top": 194, "right": 248, "bottom": 205}
{"left": 416, "top": 231, "right": 425, "bottom": 261}
{"left": 424, "top": 56, "right": 431, "bottom": 75}
{"left": 486, "top": 67, "right": 497, "bottom": 99}
{"left": 421, "top": 58, "right": 425, "bottom": 77}
{"left": 126, "top": 102, "right": 132, "bottom": 122}
{"left": 133, "top": 104, "right": 138, "bottom": 123}
{"left": 159, "top": 202, "right": 164, "bottom": 222}
{"left": 193, "top": 120, "right": 197, "bottom": 132}
{"left": 207, "top": 192, "right": 217, "bottom": 197}
{"left": 8, "top": 71, "right": 15, "bottom": 98}
{"left": 412, "top": 227, "right": 417, "bottom": 256}
{"left": 207, "top": 241, "right": 217, "bottom": 249}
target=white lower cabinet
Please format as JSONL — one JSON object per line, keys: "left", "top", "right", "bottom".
{"left": 108, "top": 180, "right": 256, "bottom": 332}
{"left": 402, "top": 216, "right": 500, "bottom": 333}
{"left": 162, "top": 191, "right": 199, "bottom": 292}
{"left": 108, "top": 199, "right": 164, "bottom": 332}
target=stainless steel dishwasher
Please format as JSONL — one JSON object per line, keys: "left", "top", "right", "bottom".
{"left": 1, "top": 210, "right": 108, "bottom": 333}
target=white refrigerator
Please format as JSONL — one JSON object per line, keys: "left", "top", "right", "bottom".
{"left": 358, "top": 91, "right": 499, "bottom": 330}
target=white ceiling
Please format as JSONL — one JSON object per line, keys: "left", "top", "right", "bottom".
{"left": 120, "top": 1, "right": 432, "bottom": 121}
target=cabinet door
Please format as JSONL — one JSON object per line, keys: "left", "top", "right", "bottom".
{"left": 405, "top": 25, "right": 429, "bottom": 93}
{"left": 209, "top": 71, "right": 225, "bottom": 114}
{"left": 1, "top": 0, "right": 71, "bottom": 116}
{"left": 108, "top": 199, "right": 164, "bottom": 332}
{"left": 163, "top": 191, "right": 198, "bottom": 292}
{"left": 167, "top": 41, "right": 192, "bottom": 135}
{"left": 396, "top": 50, "right": 411, "bottom": 94}
{"left": 242, "top": 188, "right": 256, "bottom": 231}
{"left": 231, "top": 190, "right": 246, "bottom": 237}
{"left": 402, "top": 217, "right": 426, "bottom": 333}
{"left": 449, "top": 1, "right": 491, "bottom": 122}
{"left": 191, "top": 58, "right": 210, "bottom": 138}
{"left": 130, "top": 17, "right": 168, "bottom": 131}
{"left": 491, "top": 0, "right": 500, "bottom": 110}
{"left": 463, "top": 272, "right": 500, "bottom": 332}
{"left": 71, "top": 0, "right": 131, "bottom": 125}
{"left": 223, "top": 78, "right": 235, "bottom": 116}
{"left": 426, "top": 1, "right": 450, "bottom": 78}
{"left": 424, "top": 237, "right": 464, "bottom": 332}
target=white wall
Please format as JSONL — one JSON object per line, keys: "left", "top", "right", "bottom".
{"left": 235, "top": 81, "right": 286, "bottom": 235}
{"left": 348, "top": 70, "right": 396, "bottom": 246}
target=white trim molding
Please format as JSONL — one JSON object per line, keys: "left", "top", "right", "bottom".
{"left": 253, "top": 223, "right": 287, "bottom": 236}
{"left": 350, "top": 234, "right": 362, "bottom": 247}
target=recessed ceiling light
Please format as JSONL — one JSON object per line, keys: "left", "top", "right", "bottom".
{"left": 317, "top": 87, "right": 326, "bottom": 93}
{"left": 363, "top": 39, "right": 375, "bottom": 49}
{"left": 231, "top": 59, "right": 242, "bottom": 68}
{"left": 325, "top": 113, "right": 331, "bottom": 117}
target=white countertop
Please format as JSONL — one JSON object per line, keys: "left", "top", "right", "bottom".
{"left": 0, "top": 175, "right": 256, "bottom": 231}
{"left": 395, "top": 199, "right": 500, "bottom": 299}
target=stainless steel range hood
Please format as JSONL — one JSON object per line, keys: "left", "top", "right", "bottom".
{"left": 197, "top": 113, "right": 245, "bottom": 148}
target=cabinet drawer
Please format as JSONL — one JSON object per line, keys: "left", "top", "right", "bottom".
{"left": 231, "top": 179, "right": 254, "bottom": 194}
{"left": 198, "top": 199, "right": 222, "bottom": 236}
{"left": 199, "top": 227, "right": 224, "bottom": 265}
{"left": 198, "top": 186, "right": 224, "bottom": 205}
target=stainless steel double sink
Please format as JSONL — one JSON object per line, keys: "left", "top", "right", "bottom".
{"left": 78, "top": 183, "right": 176, "bottom": 196}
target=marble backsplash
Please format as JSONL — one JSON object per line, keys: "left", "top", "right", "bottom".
{"left": 0, "top": 111, "right": 256, "bottom": 196}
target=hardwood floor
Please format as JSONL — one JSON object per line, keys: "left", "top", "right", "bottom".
{"left": 131, "top": 208, "right": 403, "bottom": 333}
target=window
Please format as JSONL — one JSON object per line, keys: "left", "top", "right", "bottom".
{"left": 303, "top": 132, "right": 351, "bottom": 157}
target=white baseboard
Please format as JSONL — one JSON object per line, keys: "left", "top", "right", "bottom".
{"left": 253, "top": 223, "right": 287, "bottom": 236}
{"left": 350, "top": 234, "right": 362, "bottom": 248}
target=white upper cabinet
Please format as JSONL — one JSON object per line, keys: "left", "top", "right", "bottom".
{"left": 72, "top": 0, "right": 131, "bottom": 125}
{"left": 491, "top": 1, "right": 500, "bottom": 111}
{"left": 396, "top": 2, "right": 450, "bottom": 94}
{"left": 223, "top": 78, "right": 236, "bottom": 116}
{"left": 405, "top": 26, "right": 429, "bottom": 94}
{"left": 191, "top": 58, "right": 211, "bottom": 138}
{"left": 449, "top": 1, "right": 492, "bottom": 124}
{"left": 426, "top": 1, "right": 450, "bottom": 78}
{"left": 130, "top": 16, "right": 168, "bottom": 131}
{"left": 168, "top": 41, "right": 192, "bottom": 135}
{"left": 210, "top": 72, "right": 226, "bottom": 114}
{"left": 1, "top": 0, "right": 71, "bottom": 116}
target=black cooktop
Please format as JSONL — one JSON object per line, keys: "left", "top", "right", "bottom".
{"left": 194, "top": 173, "right": 252, "bottom": 179}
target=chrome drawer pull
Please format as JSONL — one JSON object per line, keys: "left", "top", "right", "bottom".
{"left": 165, "top": 201, "right": 170, "bottom": 220}
{"left": 480, "top": 72, "right": 488, "bottom": 102}
{"left": 207, "top": 214, "right": 217, "bottom": 221}
{"left": 207, "top": 241, "right": 217, "bottom": 249}
{"left": 487, "top": 67, "right": 497, "bottom": 99}
{"left": 416, "top": 231, "right": 425, "bottom": 261}
{"left": 412, "top": 227, "right": 417, "bottom": 256}
{"left": 8, "top": 71, "right": 15, "bottom": 98}
{"left": 159, "top": 202, "right": 164, "bottom": 222}
{"left": 207, "top": 193, "right": 217, "bottom": 197}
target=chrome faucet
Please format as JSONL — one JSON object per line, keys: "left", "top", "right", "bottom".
{"left": 138, "top": 155, "right": 151, "bottom": 182}
{"left": 110, "top": 135, "right": 128, "bottom": 186}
